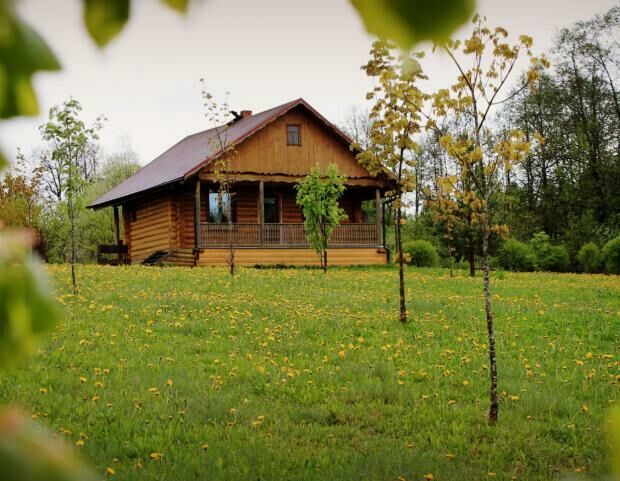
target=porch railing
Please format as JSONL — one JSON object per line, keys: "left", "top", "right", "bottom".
{"left": 200, "top": 223, "right": 380, "bottom": 248}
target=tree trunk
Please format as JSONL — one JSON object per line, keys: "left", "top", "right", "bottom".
{"left": 395, "top": 200, "right": 407, "bottom": 324}
{"left": 228, "top": 222, "right": 235, "bottom": 276}
{"left": 227, "top": 197, "right": 235, "bottom": 276}
{"left": 323, "top": 250, "right": 327, "bottom": 273}
{"left": 468, "top": 232, "right": 476, "bottom": 277}
{"left": 68, "top": 169, "right": 77, "bottom": 293}
{"left": 482, "top": 206, "right": 499, "bottom": 424}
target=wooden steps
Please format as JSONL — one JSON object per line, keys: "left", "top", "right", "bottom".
{"left": 162, "top": 248, "right": 196, "bottom": 267}
{"left": 141, "top": 250, "right": 168, "bottom": 265}
{"left": 141, "top": 249, "right": 196, "bottom": 267}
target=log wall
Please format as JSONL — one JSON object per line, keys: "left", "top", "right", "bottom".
{"left": 123, "top": 194, "right": 172, "bottom": 263}
{"left": 203, "top": 106, "right": 377, "bottom": 181}
{"left": 197, "top": 247, "right": 387, "bottom": 266}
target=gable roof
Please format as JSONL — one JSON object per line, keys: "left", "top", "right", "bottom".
{"left": 88, "top": 98, "right": 356, "bottom": 209}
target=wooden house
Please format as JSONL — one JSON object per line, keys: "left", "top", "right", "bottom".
{"left": 89, "top": 99, "right": 390, "bottom": 266}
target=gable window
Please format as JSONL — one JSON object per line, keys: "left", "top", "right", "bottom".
{"left": 287, "top": 124, "right": 301, "bottom": 146}
{"left": 208, "top": 192, "right": 233, "bottom": 224}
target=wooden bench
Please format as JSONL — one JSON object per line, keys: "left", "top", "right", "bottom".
{"left": 97, "top": 244, "right": 129, "bottom": 265}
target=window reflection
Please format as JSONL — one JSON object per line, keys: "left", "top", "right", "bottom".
{"left": 209, "top": 192, "right": 231, "bottom": 223}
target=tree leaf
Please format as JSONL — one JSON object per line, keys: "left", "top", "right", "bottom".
{"left": 161, "top": 0, "right": 190, "bottom": 13}
{"left": 0, "top": 2, "right": 61, "bottom": 119}
{"left": 0, "top": 231, "right": 59, "bottom": 368}
{"left": 350, "top": 0, "right": 476, "bottom": 49}
{"left": 83, "top": 0, "right": 130, "bottom": 47}
{"left": 0, "top": 408, "right": 99, "bottom": 481}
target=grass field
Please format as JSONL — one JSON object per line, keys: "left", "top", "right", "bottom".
{"left": 1, "top": 265, "right": 618, "bottom": 480}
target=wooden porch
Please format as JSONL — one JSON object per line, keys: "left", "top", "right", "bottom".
{"left": 193, "top": 179, "right": 385, "bottom": 250}
{"left": 199, "top": 223, "right": 380, "bottom": 248}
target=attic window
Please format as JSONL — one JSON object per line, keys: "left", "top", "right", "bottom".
{"left": 287, "top": 124, "right": 301, "bottom": 146}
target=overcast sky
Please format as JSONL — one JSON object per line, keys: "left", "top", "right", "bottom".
{"left": 3, "top": 0, "right": 616, "bottom": 166}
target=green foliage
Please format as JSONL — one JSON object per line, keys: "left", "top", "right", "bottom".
{"left": 39, "top": 151, "right": 140, "bottom": 263}
{"left": 162, "top": 0, "right": 190, "bottom": 12}
{"left": 576, "top": 242, "right": 602, "bottom": 273}
{"left": 530, "top": 231, "right": 570, "bottom": 272}
{"left": 497, "top": 238, "right": 535, "bottom": 272}
{"left": 82, "top": 0, "right": 191, "bottom": 47}
{"left": 0, "top": 231, "right": 58, "bottom": 367}
{"left": 0, "top": 1, "right": 61, "bottom": 119}
{"left": 497, "top": 7, "right": 620, "bottom": 253}
{"left": 296, "top": 164, "right": 346, "bottom": 271}
{"left": 543, "top": 245, "right": 574, "bottom": 274}
{"left": 0, "top": 265, "right": 617, "bottom": 480}
{"left": 83, "top": 0, "right": 130, "bottom": 47}
{"left": 350, "top": 0, "right": 475, "bottom": 50}
{"left": 602, "top": 235, "right": 620, "bottom": 274}
{"left": 402, "top": 239, "right": 439, "bottom": 267}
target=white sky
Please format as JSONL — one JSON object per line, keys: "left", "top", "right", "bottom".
{"left": 3, "top": 0, "right": 617, "bottom": 166}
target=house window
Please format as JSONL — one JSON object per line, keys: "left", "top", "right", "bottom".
{"left": 287, "top": 124, "right": 301, "bottom": 146}
{"left": 208, "top": 192, "right": 233, "bottom": 223}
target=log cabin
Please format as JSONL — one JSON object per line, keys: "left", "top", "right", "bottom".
{"left": 88, "top": 98, "right": 390, "bottom": 266}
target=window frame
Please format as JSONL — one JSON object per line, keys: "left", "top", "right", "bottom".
{"left": 286, "top": 124, "right": 301, "bottom": 146}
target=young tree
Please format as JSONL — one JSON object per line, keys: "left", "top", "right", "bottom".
{"left": 425, "top": 15, "right": 547, "bottom": 422}
{"left": 356, "top": 39, "right": 425, "bottom": 324}
{"left": 200, "top": 80, "right": 237, "bottom": 275}
{"left": 295, "top": 164, "right": 346, "bottom": 273}
{"left": 39, "top": 99, "right": 103, "bottom": 290}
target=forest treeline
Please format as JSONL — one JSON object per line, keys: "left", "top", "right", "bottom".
{"left": 344, "top": 7, "right": 620, "bottom": 274}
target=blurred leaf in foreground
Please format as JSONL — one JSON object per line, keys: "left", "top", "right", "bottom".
{"left": 0, "top": 408, "right": 98, "bottom": 481}
{"left": 0, "top": 0, "right": 61, "bottom": 119}
{"left": 82, "top": 0, "right": 130, "bottom": 47}
{"left": 0, "top": 229, "right": 59, "bottom": 368}
{"left": 350, "top": 0, "right": 476, "bottom": 49}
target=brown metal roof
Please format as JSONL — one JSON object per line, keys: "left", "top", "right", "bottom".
{"left": 88, "top": 98, "right": 355, "bottom": 209}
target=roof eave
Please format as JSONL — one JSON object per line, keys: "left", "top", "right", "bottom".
{"left": 86, "top": 177, "right": 184, "bottom": 210}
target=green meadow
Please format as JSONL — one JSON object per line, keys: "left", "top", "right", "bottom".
{"left": 1, "top": 265, "right": 618, "bottom": 481}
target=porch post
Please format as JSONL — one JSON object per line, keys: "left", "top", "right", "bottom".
{"left": 375, "top": 188, "right": 383, "bottom": 246}
{"left": 195, "top": 178, "right": 201, "bottom": 249}
{"left": 259, "top": 180, "right": 265, "bottom": 245}
{"left": 113, "top": 206, "right": 120, "bottom": 245}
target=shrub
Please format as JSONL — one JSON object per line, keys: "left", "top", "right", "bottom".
{"left": 602, "top": 235, "right": 620, "bottom": 274}
{"left": 402, "top": 240, "right": 439, "bottom": 267}
{"left": 576, "top": 242, "right": 601, "bottom": 273}
{"left": 530, "top": 231, "right": 570, "bottom": 272}
{"left": 497, "top": 239, "right": 535, "bottom": 272}
{"left": 540, "top": 245, "right": 570, "bottom": 272}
